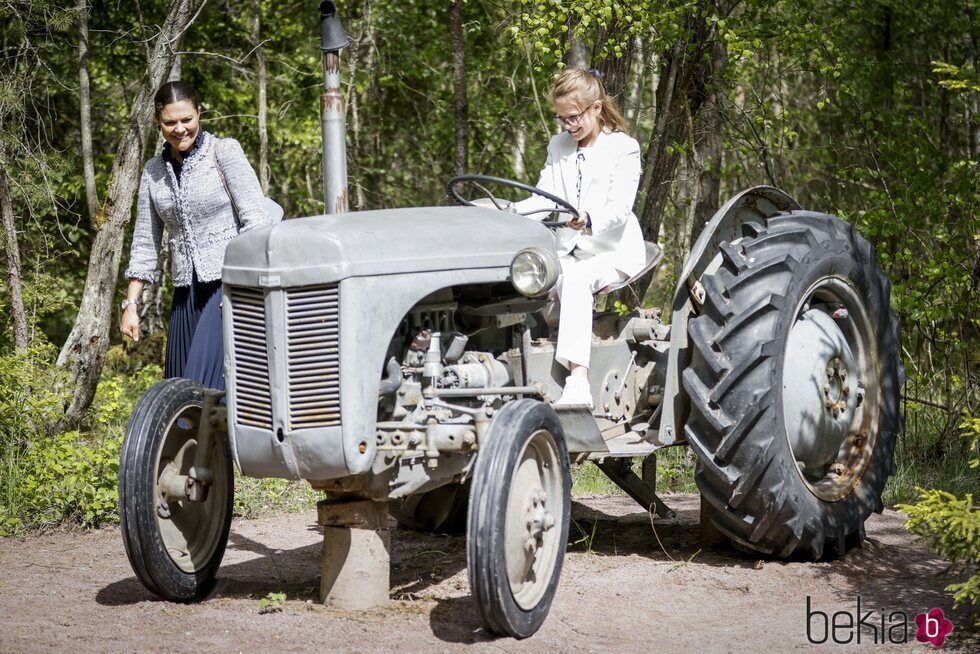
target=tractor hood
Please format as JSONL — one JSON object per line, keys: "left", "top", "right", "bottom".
{"left": 222, "top": 206, "right": 556, "bottom": 287}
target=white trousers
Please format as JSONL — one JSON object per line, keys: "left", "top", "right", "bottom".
{"left": 553, "top": 251, "right": 627, "bottom": 369}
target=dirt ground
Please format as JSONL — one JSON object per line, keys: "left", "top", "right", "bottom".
{"left": 1, "top": 493, "right": 976, "bottom": 653}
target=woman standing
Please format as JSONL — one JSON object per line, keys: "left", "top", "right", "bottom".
{"left": 515, "top": 69, "right": 647, "bottom": 406}
{"left": 120, "top": 81, "right": 267, "bottom": 391}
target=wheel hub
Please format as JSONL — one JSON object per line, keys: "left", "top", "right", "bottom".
{"left": 781, "top": 278, "right": 880, "bottom": 501}
{"left": 523, "top": 488, "right": 556, "bottom": 557}
{"left": 823, "top": 357, "right": 851, "bottom": 418}
{"left": 503, "top": 429, "right": 565, "bottom": 611}
{"left": 153, "top": 404, "right": 229, "bottom": 574}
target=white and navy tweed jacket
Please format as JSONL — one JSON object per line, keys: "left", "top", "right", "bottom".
{"left": 125, "top": 131, "right": 267, "bottom": 286}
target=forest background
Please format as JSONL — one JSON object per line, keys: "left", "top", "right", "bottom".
{"left": 0, "top": 0, "right": 977, "bottom": 615}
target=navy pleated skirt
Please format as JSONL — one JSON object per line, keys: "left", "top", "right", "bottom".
{"left": 165, "top": 269, "right": 225, "bottom": 391}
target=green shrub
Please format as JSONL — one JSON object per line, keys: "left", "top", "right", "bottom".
{"left": 0, "top": 352, "right": 160, "bottom": 536}
{"left": 0, "top": 343, "right": 69, "bottom": 449}
{"left": 17, "top": 429, "right": 121, "bottom": 529}
{"left": 897, "top": 417, "right": 980, "bottom": 624}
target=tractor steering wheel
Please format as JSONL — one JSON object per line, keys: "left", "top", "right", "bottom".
{"left": 447, "top": 174, "right": 578, "bottom": 228}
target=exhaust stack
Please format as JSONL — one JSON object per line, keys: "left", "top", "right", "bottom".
{"left": 319, "top": 1, "right": 349, "bottom": 213}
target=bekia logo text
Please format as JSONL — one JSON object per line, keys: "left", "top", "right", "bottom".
{"left": 806, "top": 596, "right": 954, "bottom": 647}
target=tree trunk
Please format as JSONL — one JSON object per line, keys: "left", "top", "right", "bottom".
{"left": 78, "top": 0, "right": 99, "bottom": 224}
{"left": 565, "top": 21, "right": 588, "bottom": 70}
{"left": 0, "top": 148, "right": 29, "bottom": 353}
{"left": 252, "top": 0, "right": 269, "bottom": 194}
{"left": 139, "top": 233, "right": 169, "bottom": 338}
{"left": 449, "top": 0, "right": 468, "bottom": 176}
{"left": 681, "top": 95, "right": 702, "bottom": 259}
{"left": 593, "top": 18, "right": 634, "bottom": 104}
{"left": 630, "top": 2, "right": 723, "bottom": 306}
{"left": 347, "top": 0, "right": 374, "bottom": 209}
{"left": 692, "top": 38, "right": 727, "bottom": 235}
{"left": 512, "top": 121, "right": 526, "bottom": 179}
{"left": 56, "top": 0, "right": 207, "bottom": 424}
{"left": 638, "top": 43, "right": 686, "bottom": 242}
{"left": 625, "top": 37, "right": 646, "bottom": 130}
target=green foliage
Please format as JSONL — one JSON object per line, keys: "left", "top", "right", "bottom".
{"left": 0, "top": 350, "right": 161, "bottom": 536}
{"left": 897, "top": 418, "right": 980, "bottom": 624}
{"left": 932, "top": 61, "right": 980, "bottom": 93}
{"left": 512, "top": 0, "right": 713, "bottom": 64}
{"left": 258, "top": 591, "right": 286, "bottom": 614}
{"left": 571, "top": 448, "right": 696, "bottom": 497}
{"left": 0, "top": 343, "right": 68, "bottom": 450}
{"left": 571, "top": 460, "right": 621, "bottom": 496}
{"left": 14, "top": 429, "right": 120, "bottom": 530}
{"left": 234, "top": 475, "right": 319, "bottom": 519}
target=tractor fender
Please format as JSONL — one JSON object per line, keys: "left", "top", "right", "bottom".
{"left": 657, "top": 186, "right": 802, "bottom": 445}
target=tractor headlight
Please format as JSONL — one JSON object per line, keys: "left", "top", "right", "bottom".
{"left": 510, "top": 247, "right": 559, "bottom": 297}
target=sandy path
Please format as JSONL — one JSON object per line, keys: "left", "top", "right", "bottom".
{"left": 1, "top": 494, "right": 975, "bottom": 652}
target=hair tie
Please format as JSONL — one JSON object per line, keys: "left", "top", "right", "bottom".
{"left": 587, "top": 68, "right": 604, "bottom": 80}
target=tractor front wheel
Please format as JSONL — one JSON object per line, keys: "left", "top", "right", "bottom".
{"left": 119, "top": 378, "right": 234, "bottom": 600}
{"left": 467, "top": 399, "right": 571, "bottom": 638}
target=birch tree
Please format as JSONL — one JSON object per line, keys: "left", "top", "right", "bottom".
{"left": 57, "top": 0, "right": 208, "bottom": 423}
{"left": 77, "top": 0, "right": 99, "bottom": 223}
{"left": 449, "top": 0, "right": 469, "bottom": 176}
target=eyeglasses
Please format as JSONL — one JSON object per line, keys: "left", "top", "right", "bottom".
{"left": 554, "top": 111, "right": 587, "bottom": 128}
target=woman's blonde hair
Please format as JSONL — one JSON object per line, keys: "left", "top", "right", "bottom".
{"left": 552, "top": 68, "right": 627, "bottom": 133}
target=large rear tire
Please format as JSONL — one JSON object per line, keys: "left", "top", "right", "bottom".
{"left": 683, "top": 211, "right": 901, "bottom": 559}
{"left": 119, "top": 378, "right": 234, "bottom": 600}
{"left": 467, "top": 399, "right": 571, "bottom": 638}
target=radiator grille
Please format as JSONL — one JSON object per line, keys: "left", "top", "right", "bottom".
{"left": 230, "top": 287, "right": 273, "bottom": 429}
{"left": 286, "top": 285, "right": 340, "bottom": 429}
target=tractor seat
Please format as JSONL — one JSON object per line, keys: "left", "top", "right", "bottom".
{"left": 597, "top": 241, "right": 664, "bottom": 295}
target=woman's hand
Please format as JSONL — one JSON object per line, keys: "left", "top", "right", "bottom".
{"left": 120, "top": 305, "right": 141, "bottom": 342}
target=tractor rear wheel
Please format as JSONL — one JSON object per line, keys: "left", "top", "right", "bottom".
{"left": 683, "top": 211, "right": 901, "bottom": 559}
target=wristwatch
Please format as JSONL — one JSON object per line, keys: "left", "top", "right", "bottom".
{"left": 120, "top": 298, "right": 141, "bottom": 312}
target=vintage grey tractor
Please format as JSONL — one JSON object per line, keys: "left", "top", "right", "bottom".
{"left": 117, "top": 2, "right": 900, "bottom": 639}
{"left": 118, "top": 178, "right": 902, "bottom": 638}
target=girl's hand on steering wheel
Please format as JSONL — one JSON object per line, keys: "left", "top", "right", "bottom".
{"left": 567, "top": 211, "right": 589, "bottom": 231}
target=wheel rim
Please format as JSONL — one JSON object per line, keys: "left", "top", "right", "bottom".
{"left": 503, "top": 428, "right": 564, "bottom": 610}
{"left": 153, "top": 403, "right": 230, "bottom": 573}
{"left": 781, "top": 276, "right": 880, "bottom": 501}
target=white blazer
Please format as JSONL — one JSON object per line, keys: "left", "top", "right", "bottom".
{"left": 515, "top": 129, "right": 646, "bottom": 277}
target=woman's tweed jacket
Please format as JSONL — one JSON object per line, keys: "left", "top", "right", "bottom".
{"left": 125, "top": 131, "right": 267, "bottom": 286}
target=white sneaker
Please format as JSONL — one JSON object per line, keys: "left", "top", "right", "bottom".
{"left": 556, "top": 375, "right": 594, "bottom": 408}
